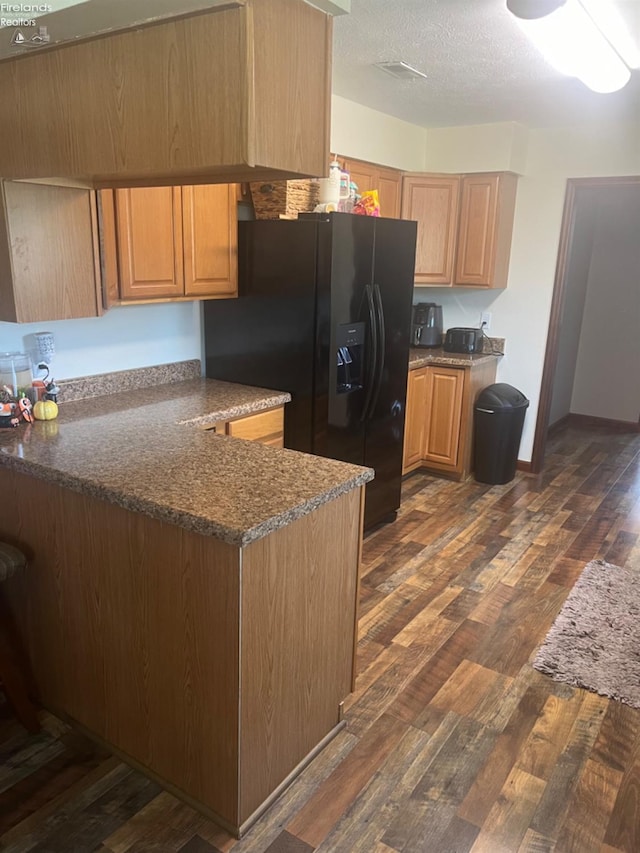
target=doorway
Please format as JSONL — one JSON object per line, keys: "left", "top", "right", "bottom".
{"left": 531, "top": 176, "right": 640, "bottom": 474}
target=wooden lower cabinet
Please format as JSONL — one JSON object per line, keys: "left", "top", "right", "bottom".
{"left": 403, "top": 361, "right": 498, "bottom": 479}
{"left": 423, "top": 367, "right": 464, "bottom": 468}
{"left": 0, "top": 468, "right": 363, "bottom": 837}
{"left": 226, "top": 407, "right": 284, "bottom": 447}
{"left": 203, "top": 406, "right": 285, "bottom": 448}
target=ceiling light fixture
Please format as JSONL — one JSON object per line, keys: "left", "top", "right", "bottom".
{"left": 506, "top": 0, "right": 639, "bottom": 93}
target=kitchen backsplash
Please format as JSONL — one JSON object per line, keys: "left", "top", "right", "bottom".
{"left": 57, "top": 360, "right": 201, "bottom": 403}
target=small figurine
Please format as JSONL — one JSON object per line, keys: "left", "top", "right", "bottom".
{"left": 44, "top": 380, "right": 60, "bottom": 403}
{"left": 0, "top": 400, "right": 20, "bottom": 428}
{"left": 18, "top": 397, "right": 34, "bottom": 423}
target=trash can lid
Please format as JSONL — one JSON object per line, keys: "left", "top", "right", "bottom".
{"left": 476, "top": 383, "right": 529, "bottom": 411}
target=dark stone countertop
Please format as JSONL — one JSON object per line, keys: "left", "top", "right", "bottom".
{"left": 0, "top": 378, "right": 373, "bottom": 547}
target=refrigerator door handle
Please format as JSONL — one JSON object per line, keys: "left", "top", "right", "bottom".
{"left": 367, "top": 283, "right": 386, "bottom": 420}
{"left": 360, "top": 284, "right": 378, "bottom": 422}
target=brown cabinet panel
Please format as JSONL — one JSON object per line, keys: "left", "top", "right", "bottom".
{"left": 183, "top": 184, "right": 238, "bottom": 297}
{"left": 401, "top": 175, "right": 460, "bottom": 284}
{"left": 403, "top": 359, "right": 497, "bottom": 480}
{"left": 454, "top": 172, "right": 518, "bottom": 288}
{"left": 226, "top": 407, "right": 284, "bottom": 447}
{"left": 422, "top": 367, "right": 464, "bottom": 467}
{"left": 339, "top": 157, "right": 403, "bottom": 219}
{"left": 377, "top": 169, "right": 402, "bottom": 219}
{"left": 103, "top": 184, "right": 239, "bottom": 304}
{"left": 0, "top": 0, "right": 332, "bottom": 188}
{"left": 402, "top": 368, "right": 428, "bottom": 474}
{"left": 116, "top": 187, "right": 184, "bottom": 299}
{"left": 0, "top": 181, "right": 101, "bottom": 323}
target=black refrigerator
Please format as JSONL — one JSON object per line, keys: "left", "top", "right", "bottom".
{"left": 203, "top": 212, "right": 417, "bottom": 530}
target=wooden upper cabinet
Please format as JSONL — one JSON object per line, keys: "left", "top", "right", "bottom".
{"left": 454, "top": 172, "right": 518, "bottom": 288}
{"left": 116, "top": 188, "right": 184, "bottom": 300}
{"left": 183, "top": 185, "right": 237, "bottom": 298}
{"left": 338, "top": 157, "right": 403, "bottom": 219}
{"left": 377, "top": 168, "right": 403, "bottom": 220}
{"left": 401, "top": 175, "right": 460, "bottom": 285}
{"left": 0, "top": 181, "right": 101, "bottom": 323}
{"left": 101, "top": 185, "right": 238, "bottom": 305}
{"left": 0, "top": 0, "right": 332, "bottom": 188}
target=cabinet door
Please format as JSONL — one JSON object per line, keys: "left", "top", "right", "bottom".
{"left": 422, "top": 367, "right": 464, "bottom": 468}
{"left": 454, "top": 174, "right": 498, "bottom": 287}
{"left": 115, "top": 187, "right": 184, "bottom": 299}
{"left": 401, "top": 176, "right": 460, "bottom": 284}
{"left": 377, "top": 167, "right": 402, "bottom": 219}
{"left": 182, "top": 184, "right": 238, "bottom": 298}
{"left": 455, "top": 172, "right": 517, "bottom": 288}
{"left": 1, "top": 181, "right": 101, "bottom": 323}
{"left": 342, "top": 159, "right": 377, "bottom": 198}
{"left": 402, "top": 368, "right": 428, "bottom": 473}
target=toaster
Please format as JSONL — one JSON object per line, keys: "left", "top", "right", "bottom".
{"left": 443, "top": 327, "right": 484, "bottom": 354}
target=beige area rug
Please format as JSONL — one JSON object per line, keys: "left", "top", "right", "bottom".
{"left": 533, "top": 559, "right": 640, "bottom": 710}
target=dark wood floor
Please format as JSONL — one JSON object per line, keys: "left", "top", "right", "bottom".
{"left": 2, "top": 422, "right": 639, "bottom": 853}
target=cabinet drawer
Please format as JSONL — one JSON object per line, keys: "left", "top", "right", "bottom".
{"left": 226, "top": 407, "right": 284, "bottom": 446}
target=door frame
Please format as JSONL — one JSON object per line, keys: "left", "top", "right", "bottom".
{"left": 530, "top": 175, "right": 640, "bottom": 474}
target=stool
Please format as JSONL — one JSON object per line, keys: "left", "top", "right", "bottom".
{"left": 0, "top": 542, "right": 40, "bottom": 732}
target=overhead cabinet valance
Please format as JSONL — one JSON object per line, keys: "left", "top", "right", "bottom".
{"left": 0, "top": 0, "right": 332, "bottom": 188}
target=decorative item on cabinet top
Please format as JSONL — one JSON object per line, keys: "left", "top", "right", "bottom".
{"left": 249, "top": 180, "right": 319, "bottom": 219}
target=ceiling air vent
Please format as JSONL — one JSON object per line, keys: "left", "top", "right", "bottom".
{"left": 374, "top": 61, "right": 427, "bottom": 81}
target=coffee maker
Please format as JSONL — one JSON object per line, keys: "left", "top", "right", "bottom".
{"left": 411, "top": 303, "right": 443, "bottom": 348}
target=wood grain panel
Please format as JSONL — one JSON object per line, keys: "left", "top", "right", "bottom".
{"left": 0, "top": 1, "right": 330, "bottom": 186}
{"left": 183, "top": 185, "right": 238, "bottom": 298}
{"left": 401, "top": 175, "right": 460, "bottom": 284}
{"left": 402, "top": 367, "right": 428, "bottom": 473}
{"left": 239, "top": 488, "right": 362, "bottom": 823}
{"left": 226, "top": 407, "right": 284, "bottom": 446}
{"left": 251, "top": 0, "right": 331, "bottom": 178}
{"left": 455, "top": 172, "right": 517, "bottom": 289}
{"left": 116, "top": 187, "right": 184, "bottom": 299}
{"left": 1, "top": 181, "right": 101, "bottom": 322}
{"left": 0, "top": 467, "right": 241, "bottom": 827}
{"left": 377, "top": 167, "right": 402, "bottom": 219}
{"left": 422, "top": 367, "right": 465, "bottom": 468}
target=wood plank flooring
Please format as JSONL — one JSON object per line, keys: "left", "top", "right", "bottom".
{"left": 1, "top": 422, "right": 639, "bottom": 852}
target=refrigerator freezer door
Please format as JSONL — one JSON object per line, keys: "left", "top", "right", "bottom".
{"left": 315, "top": 214, "right": 375, "bottom": 466}
{"left": 203, "top": 219, "right": 320, "bottom": 452}
{"left": 363, "top": 217, "right": 418, "bottom": 529}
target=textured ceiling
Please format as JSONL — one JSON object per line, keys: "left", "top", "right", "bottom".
{"left": 332, "top": 0, "right": 640, "bottom": 128}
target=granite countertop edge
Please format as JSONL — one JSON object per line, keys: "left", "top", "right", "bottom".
{"left": 178, "top": 391, "right": 292, "bottom": 426}
{"left": 408, "top": 348, "right": 502, "bottom": 369}
{"left": 0, "top": 452, "right": 373, "bottom": 547}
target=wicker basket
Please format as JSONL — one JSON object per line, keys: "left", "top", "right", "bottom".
{"left": 249, "top": 179, "right": 319, "bottom": 220}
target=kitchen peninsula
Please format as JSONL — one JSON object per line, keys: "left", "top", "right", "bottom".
{"left": 0, "top": 372, "right": 372, "bottom": 837}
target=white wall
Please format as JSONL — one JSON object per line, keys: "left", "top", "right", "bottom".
{"left": 0, "top": 301, "right": 202, "bottom": 380}
{"left": 570, "top": 188, "right": 640, "bottom": 423}
{"left": 330, "top": 95, "right": 427, "bottom": 170}
{"left": 548, "top": 198, "right": 597, "bottom": 426}
{"left": 413, "top": 120, "right": 640, "bottom": 461}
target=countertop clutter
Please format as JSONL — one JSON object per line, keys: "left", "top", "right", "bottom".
{"left": 0, "top": 377, "right": 373, "bottom": 547}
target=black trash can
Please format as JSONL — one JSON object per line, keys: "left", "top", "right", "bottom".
{"left": 474, "top": 383, "right": 529, "bottom": 484}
